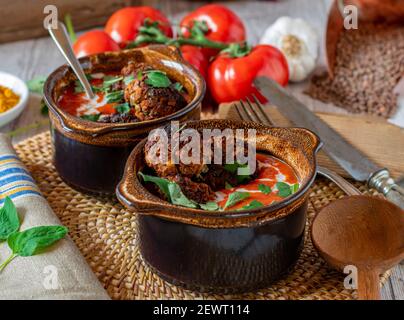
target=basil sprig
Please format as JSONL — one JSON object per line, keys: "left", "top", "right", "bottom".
{"left": 0, "top": 197, "right": 20, "bottom": 241}
{"left": 114, "top": 102, "right": 131, "bottom": 114}
{"left": 0, "top": 197, "right": 68, "bottom": 273}
{"left": 106, "top": 90, "right": 124, "bottom": 103}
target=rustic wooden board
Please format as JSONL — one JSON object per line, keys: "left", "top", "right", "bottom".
{"left": 0, "top": 0, "right": 140, "bottom": 44}
{"left": 219, "top": 103, "right": 404, "bottom": 179}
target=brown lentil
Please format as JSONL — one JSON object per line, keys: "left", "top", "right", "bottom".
{"left": 306, "top": 23, "right": 404, "bottom": 118}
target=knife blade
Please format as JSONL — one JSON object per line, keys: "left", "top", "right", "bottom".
{"left": 254, "top": 76, "right": 404, "bottom": 209}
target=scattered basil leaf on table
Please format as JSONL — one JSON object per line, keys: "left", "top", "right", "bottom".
{"left": 238, "top": 200, "right": 264, "bottom": 211}
{"left": 26, "top": 76, "right": 46, "bottom": 94}
{"left": 145, "top": 70, "right": 171, "bottom": 88}
{"left": 199, "top": 201, "right": 220, "bottom": 211}
{"left": 258, "top": 184, "right": 271, "bottom": 195}
{"left": 80, "top": 114, "right": 101, "bottom": 122}
{"left": 0, "top": 197, "right": 20, "bottom": 241}
{"left": 224, "top": 191, "right": 250, "bottom": 210}
{"left": 40, "top": 100, "right": 48, "bottom": 115}
{"left": 7, "top": 225, "right": 68, "bottom": 257}
{"left": 114, "top": 102, "right": 131, "bottom": 114}
{"left": 0, "top": 197, "right": 69, "bottom": 273}
{"left": 276, "top": 182, "right": 293, "bottom": 198}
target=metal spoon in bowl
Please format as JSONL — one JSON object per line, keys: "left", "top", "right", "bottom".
{"left": 48, "top": 21, "right": 95, "bottom": 99}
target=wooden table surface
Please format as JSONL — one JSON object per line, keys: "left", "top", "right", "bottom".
{"left": 0, "top": 0, "right": 402, "bottom": 300}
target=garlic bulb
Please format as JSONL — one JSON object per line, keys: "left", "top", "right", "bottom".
{"left": 260, "top": 17, "right": 318, "bottom": 82}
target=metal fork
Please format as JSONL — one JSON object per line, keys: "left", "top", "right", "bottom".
{"left": 233, "top": 96, "right": 361, "bottom": 196}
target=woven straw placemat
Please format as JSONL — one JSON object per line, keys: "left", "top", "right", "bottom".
{"left": 15, "top": 131, "right": 389, "bottom": 300}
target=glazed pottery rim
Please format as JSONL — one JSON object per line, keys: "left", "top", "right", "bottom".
{"left": 117, "top": 119, "right": 321, "bottom": 221}
{"left": 43, "top": 46, "right": 206, "bottom": 135}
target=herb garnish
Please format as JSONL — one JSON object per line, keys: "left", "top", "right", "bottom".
{"left": 0, "top": 197, "right": 68, "bottom": 273}
{"left": 139, "top": 172, "right": 197, "bottom": 208}
{"left": 124, "top": 75, "right": 135, "bottom": 85}
{"left": 80, "top": 114, "right": 101, "bottom": 122}
{"left": 223, "top": 162, "right": 253, "bottom": 184}
{"left": 106, "top": 90, "right": 124, "bottom": 103}
{"left": 224, "top": 191, "right": 250, "bottom": 209}
{"left": 258, "top": 184, "right": 271, "bottom": 195}
{"left": 238, "top": 200, "right": 264, "bottom": 211}
{"left": 199, "top": 201, "right": 219, "bottom": 211}
{"left": 276, "top": 182, "right": 299, "bottom": 198}
{"left": 144, "top": 70, "right": 171, "bottom": 88}
{"left": 114, "top": 102, "right": 131, "bottom": 114}
{"left": 173, "top": 82, "right": 183, "bottom": 92}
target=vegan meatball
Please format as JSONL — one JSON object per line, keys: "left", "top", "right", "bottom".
{"left": 124, "top": 79, "right": 187, "bottom": 121}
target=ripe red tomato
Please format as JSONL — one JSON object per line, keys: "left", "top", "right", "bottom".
{"left": 207, "top": 45, "right": 289, "bottom": 104}
{"left": 180, "top": 4, "right": 246, "bottom": 44}
{"left": 73, "top": 30, "right": 120, "bottom": 58}
{"left": 180, "top": 45, "right": 209, "bottom": 79}
{"left": 105, "top": 6, "right": 172, "bottom": 45}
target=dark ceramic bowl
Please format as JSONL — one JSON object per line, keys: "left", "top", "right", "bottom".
{"left": 43, "top": 45, "right": 205, "bottom": 194}
{"left": 116, "top": 119, "right": 321, "bottom": 293}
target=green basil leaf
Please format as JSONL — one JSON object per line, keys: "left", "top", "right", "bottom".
{"left": 139, "top": 172, "right": 198, "bottom": 209}
{"left": 124, "top": 75, "right": 135, "bottom": 85}
{"left": 291, "top": 183, "right": 299, "bottom": 194}
{"left": 167, "top": 183, "right": 198, "bottom": 208}
{"left": 80, "top": 114, "right": 100, "bottom": 122}
{"left": 7, "top": 225, "right": 68, "bottom": 257}
{"left": 258, "top": 184, "right": 271, "bottom": 195}
{"left": 276, "top": 182, "right": 292, "bottom": 198}
{"left": 223, "top": 162, "right": 251, "bottom": 184}
{"left": 238, "top": 200, "right": 264, "bottom": 211}
{"left": 199, "top": 201, "right": 219, "bottom": 211}
{"left": 114, "top": 102, "right": 131, "bottom": 114}
{"left": 0, "top": 197, "right": 20, "bottom": 241}
{"left": 173, "top": 82, "right": 183, "bottom": 92}
{"left": 224, "top": 191, "right": 250, "bottom": 210}
{"left": 136, "top": 70, "right": 143, "bottom": 81}
{"left": 225, "top": 181, "right": 233, "bottom": 190}
{"left": 103, "top": 75, "right": 123, "bottom": 87}
{"left": 106, "top": 90, "right": 124, "bottom": 103}
{"left": 74, "top": 80, "right": 84, "bottom": 93}
{"left": 26, "top": 76, "right": 46, "bottom": 94}
{"left": 40, "top": 99, "right": 48, "bottom": 116}
{"left": 145, "top": 70, "right": 171, "bottom": 88}
{"left": 139, "top": 172, "right": 171, "bottom": 200}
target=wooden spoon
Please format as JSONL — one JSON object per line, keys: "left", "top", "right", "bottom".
{"left": 312, "top": 195, "right": 404, "bottom": 300}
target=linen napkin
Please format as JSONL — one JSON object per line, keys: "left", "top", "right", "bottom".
{"left": 0, "top": 134, "right": 110, "bottom": 300}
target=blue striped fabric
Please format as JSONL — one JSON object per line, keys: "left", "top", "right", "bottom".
{"left": 0, "top": 154, "right": 41, "bottom": 205}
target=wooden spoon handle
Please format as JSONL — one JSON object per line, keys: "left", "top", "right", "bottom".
{"left": 357, "top": 269, "right": 381, "bottom": 300}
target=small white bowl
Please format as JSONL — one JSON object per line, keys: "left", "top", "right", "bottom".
{"left": 0, "top": 71, "right": 29, "bottom": 128}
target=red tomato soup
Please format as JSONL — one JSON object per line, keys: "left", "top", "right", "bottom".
{"left": 58, "top": 72, "right": 120, "bottom": 117}
{"left": 217, "top": 153, "right": 299, "bottom": 210}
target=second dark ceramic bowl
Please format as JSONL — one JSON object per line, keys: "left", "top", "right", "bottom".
{"left": 117, "top": 119, "right": 321, "bottom": 293}
{"left": 43, "top": 45, "right": 205, "bottom": 195}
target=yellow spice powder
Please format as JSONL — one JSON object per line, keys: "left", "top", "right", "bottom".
{"left": 0, "top": 85, "right": 20, "bottom": 113}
